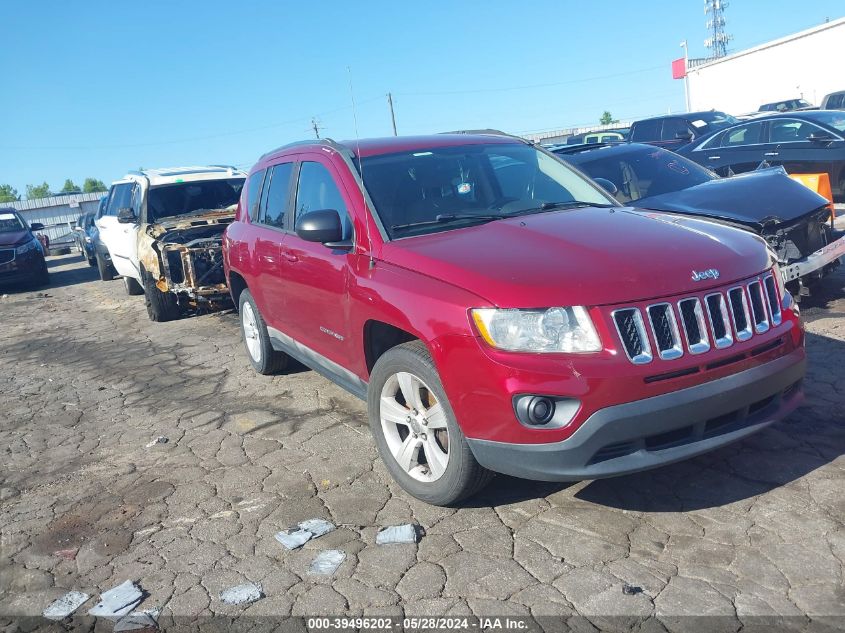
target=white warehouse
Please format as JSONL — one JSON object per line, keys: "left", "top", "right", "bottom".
{"left": 687, "top": 16, "right": 845, "bottom": 114}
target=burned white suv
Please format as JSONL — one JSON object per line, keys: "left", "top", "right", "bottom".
{"left": 97, "top": 166, "right": 246, "bottom": 321}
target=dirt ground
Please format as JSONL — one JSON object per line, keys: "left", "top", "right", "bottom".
{"left": 1, "top": 253, "right": 844, "bottom": 631}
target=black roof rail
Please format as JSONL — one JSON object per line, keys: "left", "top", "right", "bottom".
{"left": 260, "top": 137, "right": 352, "bottom": 160}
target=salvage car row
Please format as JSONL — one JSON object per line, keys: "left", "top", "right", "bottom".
{"left": 73, "top": 131, "right": 831, "bottom": 506}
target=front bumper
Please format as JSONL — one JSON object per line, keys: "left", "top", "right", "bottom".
{"left": 467, "top": 349, "right": 805, "bottom": 481}
{"left": 0, "top": 249, "right": 46, "bottom": 285}
{"left": 781, "top": 230, "right": 845, "bottom": 282}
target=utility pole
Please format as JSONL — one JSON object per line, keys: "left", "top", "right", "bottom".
{"left": 680, "top": 40, "right": 691, "bottom": 112}
{"left": 311, "top": 118, "right": 322, "bottom": 139}
{"left": 387, "top": 93, "right": 398, "bottom": 136}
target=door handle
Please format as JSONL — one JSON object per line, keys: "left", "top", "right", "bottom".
{"left": 281, "top": 252, "right": 298, "bottom": 263}
{"left": 707, "top": 155, "right": 721, "bottom": 160}
{"left": 764, "top": 152, "right": 779, "bottom": 157}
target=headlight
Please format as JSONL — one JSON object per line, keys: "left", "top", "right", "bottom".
{"left": 471, "top": 307, "right": 601, "bottom": 353}
{"left": 84, "top": 236, "right": 93, "bottom": 243}
{"left": 15, "top": 238, "right": 41, "bottom": 255}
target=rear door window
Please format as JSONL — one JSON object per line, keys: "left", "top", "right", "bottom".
{"left": 631, "top": 119, "right": 661, "bottom": 141}
{"left": 259, "top": 163, "right": 294, "bottom": 229}
{"left": 721, "top": 122, "right": 763, "bottom": 146}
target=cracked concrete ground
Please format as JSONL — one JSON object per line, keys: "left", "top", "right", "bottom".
{"left": 1, "top": 254, "right": 844, "bottom": 630}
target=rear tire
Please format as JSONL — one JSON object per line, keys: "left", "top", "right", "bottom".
{"left": 367, "top": 340, "right": 493, "bottom": 506}
{"left": 239, "top": 288, "right": 288, "bottom": 375}
{"left": 124, "top": 275, "right": 144, "bottom": 296}
{"left": 142, "top": 269, "right": 180, "bottom": 322}
{"left": 96, "top": 253, "right": 114, "bottom": 281}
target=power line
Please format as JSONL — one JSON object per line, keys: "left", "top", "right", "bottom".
{"left": 395, "top": 65, "right": 666, "bottom": 97}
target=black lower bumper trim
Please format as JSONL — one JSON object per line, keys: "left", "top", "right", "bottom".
{"left": 467, "top": 350, "right": 806, "bottom": 482}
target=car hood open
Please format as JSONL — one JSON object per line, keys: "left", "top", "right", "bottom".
{"left": 0, "top": 230, "right": 32, "bottom": 248}
{"left": 380, "top": 206, "right": 771, "bottom": 307}
{"left": 635, "top": 167, "right": 830, "bottom": 231}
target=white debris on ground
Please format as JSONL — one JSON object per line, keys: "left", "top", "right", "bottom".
{"left": 145, "top": 436, "right": 169, "bottom": 448}
{"left": 274, "top": 518, "right": 336, "bottom": 550}
{"left": 376, "top": 524, "right": 419, "bottom": 544}
{"left": 309, "top": 550, "right": 346, "bottom": 575}
{"left": 43, "top": 591, "right": 90, "bottom": 620}
{"left": 114, "top": 607, "right": 161, "bottom": 631}
{"left": 88, "top": 580, "right": 144, "bottom": 619}
{"left": 219, "top": 582, "right": 263, "bottom": 605}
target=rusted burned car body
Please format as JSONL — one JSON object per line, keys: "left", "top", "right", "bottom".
{"left": 143, "top": 211, "right": 235, "bottom": 310}
{"left": 98, "top": 166, "right": 246, "bottom": 320}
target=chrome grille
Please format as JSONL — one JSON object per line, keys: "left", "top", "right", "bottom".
{"left": 705, "top": 293, "right": 733, "bottom": 349}
{"left": 747, "top": 281, "right": 770, "bottom": 333}
{"left": 612, "top": 308, "right": 652, "bottom": 364}
{"left": 612, "top": 271, "right": 784, "bottom": 365}
{"left": 763, "top": 274, "right": 782, "bottom": 326}
{"left": 727, "top": 287, "right": 753, "bottom": 341}
{"left": 678, "top": 298, "right": 710, "bottom": 354}
{"left": 0, "top": 248, "right": 13, "bottom": 265}
{"left": 646, "top": 303, "right": 683, "bottom": 360}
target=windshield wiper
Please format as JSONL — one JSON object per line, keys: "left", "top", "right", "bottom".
{"left": 504, "top": 200, "right": 616, "bottom": 217}
{"left": 390, "top": 213, "right": 506, "bottom": 231}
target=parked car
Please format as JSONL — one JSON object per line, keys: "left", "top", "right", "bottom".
{"left": 98, "top": 166, "right": 246, "bottom": 321}
{"left": 759, "top": 98, "right": 815, "bottom": 112}
{"left": 629, "top": 111, "right": 738, "bottom": 151}
{"left": 0, "top": 208, "right": 49, "bottom": 287}
{"left": 820, "top": 90, "right": 845, "bottom": 110}
{"left": 223, "top": 134, "right": 805, "bottom": 505}
{"left": 677, "top": 110, "right": 845, "bottom": 202}
{"left": 554, "top": 142, "right": 844, "bottom": 296}
{"left": 92, "top": 195, "right": 117, "bottom": 277}
{"left": 566, "top": 129, "right": 628, "bottom": 145}
{"left": 73, "top": 211, "right": 97, "bottom": 265}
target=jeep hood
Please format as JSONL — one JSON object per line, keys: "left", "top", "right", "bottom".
{"left": 635, "top": 167, "right": 830, "bottom": 231}
{"left": 380, "top": 206, "right": 771, "bottom": 307}
{"left": 0, "top": 230, "right": 32, "bottom": 248}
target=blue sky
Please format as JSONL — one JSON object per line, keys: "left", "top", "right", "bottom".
{"left": 2, "top": 0, "right": 843, "bottom": 196}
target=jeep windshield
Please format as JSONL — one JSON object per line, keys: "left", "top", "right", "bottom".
{"left": 147, "top": 178, "right": 245, "bottom": 223}
{"left": 0, "top": 212, "right": 25, "bottom": 233}
{"left": 359, "top": 143, "right": 615, "bottom": 238}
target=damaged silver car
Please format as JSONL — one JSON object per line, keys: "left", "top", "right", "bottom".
{"left": 97, "top": 166, "right": 246, "bottom": 321}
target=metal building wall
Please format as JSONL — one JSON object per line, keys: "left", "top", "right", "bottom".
{"left": 687, "top": 18, "right": 845, "bottom": 115}
{"left": 4, "top": 193, "right": 106, "bottom": 243}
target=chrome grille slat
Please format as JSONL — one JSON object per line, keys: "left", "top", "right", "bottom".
{"left": 647, "top": 303, "right": 683, "bottom": 360}
{"left": 728, "top": 286, "right": 753, "bottom": 341}
{"left": 612, "top": 308, "right": 653, "bottom": 364}
{"left": 747, "top": 281, "right": 770, "bottom": 333}
{"left": 763, "top": 274, "right": 782, "bottom": 326}
{"left": 678, "top": 298, "right": 710, "bottom": 354}
{"left": 705, "top": 292, "right": 733, "bottom": 349}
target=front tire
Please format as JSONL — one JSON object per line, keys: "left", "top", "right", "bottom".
{"left": 239, "top": 289, "right": 288, "bottom": 375}
{"left": 368, "top": 341, "right": 492, "bottom": 506}
{"left": 142, "top": 269, "right": 180, "bottom": 322}
{"left": 124, "top": 275, "right": 144, "bottom": 296}
{"left": 96, "top": 253, "right": 114, "bottom": 281}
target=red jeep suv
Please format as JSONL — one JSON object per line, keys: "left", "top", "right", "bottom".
{"left": 223, "top": 134, "right": 806, "bottom": 505}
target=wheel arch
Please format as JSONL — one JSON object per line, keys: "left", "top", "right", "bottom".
{"left": 363, "top": 320, "right": 421, "bottom": 375}
{"left": 229, "top": 270, "right": 248, "bottom": 307}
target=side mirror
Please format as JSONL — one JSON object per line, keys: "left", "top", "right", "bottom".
{"left": 295, "top": 209, "right": 350, "bottom": 249}
{"left": 592, "top": 178, "right": 619, "bottom": 196}
{"left": 117, "top": 208, "right": 137, "bottom": 224}
{"left": 29, "top": 222, "right": 45, "bottom": 231}
{"left": 808, "top": 131, "right": 833, "bottom": 143}
{"left": 675, "top": 131, "right": 693, "bottom": 142}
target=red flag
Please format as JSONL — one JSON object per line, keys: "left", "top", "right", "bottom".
{"left": 671, "top": 58, "right": 686, "bottom": 79}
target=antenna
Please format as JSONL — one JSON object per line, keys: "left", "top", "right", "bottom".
{"left": 703, "top": 0, "right": 732, "bottom": 59}
{"left": 347, "top": 66, "right": 375, "bottom": 270}
{"left": 311, "top": 117, "right": 323, "bottom": 139}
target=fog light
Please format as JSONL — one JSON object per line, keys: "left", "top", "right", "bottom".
{"left": 526, "top": 397, "right": 555, "bottom": 425}
{"left": 513, "top": 395, "right": 580, "bottom": 429}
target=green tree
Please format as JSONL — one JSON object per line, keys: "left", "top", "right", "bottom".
{"left": 0, "top": 184, "right": 19, "bottom": 203}
{"left": 26, "top": 182, "right": 52, "bottom": 199}
{"left": 60, "top": 179, "right": 81, "bottom": 193}
{"left": 82, "top": 178, "right": 107, "bottom": 193}
{"left": 600, "top": 111, "right": 619, "bottom": 125}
